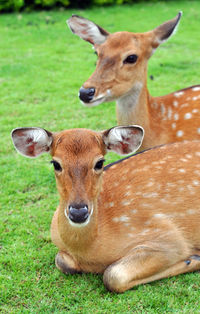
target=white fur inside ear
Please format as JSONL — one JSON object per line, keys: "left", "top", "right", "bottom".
{"left": 67, "top": 16, "right": 108, "bottom": 45}
{"left": 12, "top": 127, "right": 52, "bottom": 158}
{"left": 103, "top": 126, "right": 144, "bottom": 155}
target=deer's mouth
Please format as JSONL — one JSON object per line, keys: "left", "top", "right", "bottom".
{"left": 81, "top": 96, "right": 106, "bottom": 107}
{"left": 64, "top": 205, "right": 94, "bottom": 228}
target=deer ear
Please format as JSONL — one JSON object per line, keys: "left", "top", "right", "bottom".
{"left": 11, "top": 127, "right": 53, "bottom": 158}
{"left": 152, "top": 12, "right": 182, "bottom": 48}
{"left": 102, "top": 125, "right": 144, "bottom": 155}
{"left": 67, "top": 15, "right": 109, "bottom": 45}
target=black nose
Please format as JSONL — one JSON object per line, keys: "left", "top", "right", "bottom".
{"left": 68, "top": 203, "right": 89, "bottom": 224}
{"left": 79, "top": 87, "right": 95, "bottom": 103}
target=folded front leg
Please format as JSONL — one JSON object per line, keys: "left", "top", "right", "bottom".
{"left": 55, "top": 251, "right": 81, "bottom": 275}
{"left": 103, "top": 246, "right": 200, "bottom": 293}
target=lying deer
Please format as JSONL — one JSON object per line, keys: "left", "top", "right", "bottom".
{"left": 12, "top": 125, "right": 200, "bottom": 292}
{"left": 68, "top": 13, "right": 200, "bottom": 151}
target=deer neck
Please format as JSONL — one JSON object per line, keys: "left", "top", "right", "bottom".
{"left": 116, "top": 80, "right": 151, "bottom": 131}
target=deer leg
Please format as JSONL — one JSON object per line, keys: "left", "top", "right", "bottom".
{"left": 103, "top": 247, "right": 200, "bottom": 293}
{"left": 55, "top": 251, "right": 81, "bottom": 275}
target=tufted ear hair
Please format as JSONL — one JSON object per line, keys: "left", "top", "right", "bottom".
{"left": 67, "top": 15, "right": 109, "bottom": 45}
{"left": 102, "top": 125, "right": 144, "bottom": 155}
{"left": 11, "top": 127, "right": 53, "bottom": 158}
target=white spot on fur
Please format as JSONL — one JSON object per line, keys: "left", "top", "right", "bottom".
{"left": 143, "top": 192, "right": 158, "bottom": 198}
{"left": 197, "top": 128, "right": 200, "bottom": 134}
{"left": 142, "top": 203, "right": 152, "bottom": 208}
{"left": 128, "top": 233, "right": 134, "bottom": 238}
{"left": 139, "top": 229, "right": 150, "bottom": 236}
{"left": 174, "top": 113, "right": 179, "bottom": 121}
{"left": 172, "top": 123, "right": 176, "bottom": 129}
{"left": 184, "top": 113, "right": 192, "bottom": 120}
{"left": 174, "top": 91, "right": 184, "bottom": 98}
{"left": 159, "top": 160, "right": 166, "bottom": 164}
{"left": 119, "top": 215, "right": 130, "bottom": 222}
{"left": 160, "top": 198, "right": 169, "bottom": 204}
{"left": 181, "top": 103, "right": 188, "bottom": 108}
{"left": 107, "top": 89, "right": 112, "bottom": 96}
{"left": 187, "top": 185, "right": 195, "bottom": 195}
{"left": 180, "top": 158, "right": 188, "bottom": 162}
{"left": 192, "top": 86, "right": 200, "bottom": 92}
{"left": 192, "top": 109, "right": 198, "bottom": 113}
{"left": 167, "top": 182, "right": 176, "bottom": 187}
{"left": 155, "top": 166, "right": 162, "bottom": 170}
{"left": 173, "top": 101, "right": 178, "bottom": 107}
{"left": 193, "top": 96, "right": 198, "bottom": 101}
{"left": 176, "top": 130, "right": 184, "bottom": 137}
{"left": 167, "top": 107, "right": 173, "bottom": 120}
{"left": 153, "top": 213, "right": 166, "bottom": 219}
{"left": 186, "top": 154, "right": 192, "bottom": 159}
{"left": 112, "top": 217, "right": 119, "bottom": 223}
{"left": 131, "top": 209, "right": 138, "bottom": 214}
{"left": 179, "top": 168, "right": 186, "bottom": 173}
{"left": 187, "top": 209, "right": 196, "bottom": 214}
{"left": 193, "top": 180, "right": 199, "bottom": 186}
{"left": 121, "top": 200, "right": 130, "bottom": 206}
{"left": 161, "top": 103, "right": 166, "bottom": 117}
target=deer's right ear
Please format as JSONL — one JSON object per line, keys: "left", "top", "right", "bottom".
{"left": 67, "top": 15, "right": 109, "bottom": 45}
{"left": 11, "top": 127, "right": 53, "bottom": 158}
{"left": 152, "top": 12, "right": 182, "bottom": 48}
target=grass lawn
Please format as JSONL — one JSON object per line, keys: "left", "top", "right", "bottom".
{"left": 1, "top": 1, "right": 200, "bottom": 312}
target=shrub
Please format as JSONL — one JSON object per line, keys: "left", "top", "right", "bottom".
{"left": 0, "top": 0, "right": 136, "bottom": 12}
{"left": 0, "top": 0, "right": 24, "bottom": 11}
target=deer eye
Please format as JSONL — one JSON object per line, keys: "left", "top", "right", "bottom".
{"left": 123, "top": 54, "right": 138, "bottom": 64}
{"left": 94, "top": 159, "right": 105, "bottom": 171}
{"left": 50, "top": 160, "right": 62, "bottom": 172}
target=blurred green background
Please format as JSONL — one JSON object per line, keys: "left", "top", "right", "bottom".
{"left": 1, "top": 1, "right": 200, "bottom": 312}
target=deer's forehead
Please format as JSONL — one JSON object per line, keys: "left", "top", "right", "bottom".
{"left": 99, "top": 32, "right": 143, "bottom": 54}
{"left": 52, "top": 130, "right": 105, "bottom": 158}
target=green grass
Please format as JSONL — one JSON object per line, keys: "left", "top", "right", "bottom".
{"left": 1, "top": 1, "right": 200, "bottom": 312}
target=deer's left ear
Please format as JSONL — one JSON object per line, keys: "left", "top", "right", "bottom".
{"left": 102, "top": 125, "right": 144, "bottom": 155}
{"left": 151, "top": 12, "right": 182, "bottom": 48}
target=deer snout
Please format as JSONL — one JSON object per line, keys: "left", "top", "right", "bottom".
{"left": 79, "top": 87, "right": 95, "bottom": 103}
{"left": 68, "top": 203, "right": 89, "bottom": 224}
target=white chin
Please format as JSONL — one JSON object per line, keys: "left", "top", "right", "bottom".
{"left": 68, "top": 218, "right": 90, "bottom": 228}
{"left": 81, "top": 98, "right": 105, "bottom": 107}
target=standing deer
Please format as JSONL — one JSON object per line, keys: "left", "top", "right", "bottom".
{"left": 67, "top": 13, "right": 200, "bottom": 151}
{"left": 12, "top": 125, "right": 200, "bottom": 293}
